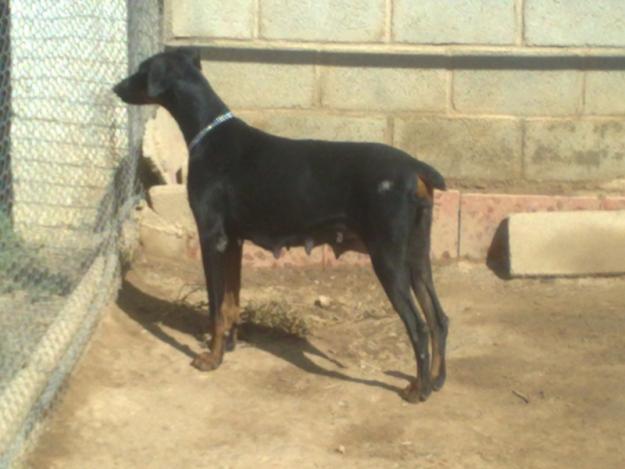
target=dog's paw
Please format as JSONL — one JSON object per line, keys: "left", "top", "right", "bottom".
{"left": 399, "top": 378, "right": 431, "bottom": 403}
{"left": 191, "top": 352, "right": 222, "bottom": 371}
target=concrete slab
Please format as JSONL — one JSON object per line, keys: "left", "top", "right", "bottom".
{"left": 239, "top": 110, "right": 388, "bottom": 143}
{"left": 260, "top": 0, "right": 385, "bottom": 42}
{"left": 508, "top": 210, "right": 625, "bottom": 277}
{"left": 148, "top": 184, "right": 195, "bottom": 232}
{"left": 143, "top": 108, "right": 187, "bottom": 185}
{"left": 524, "top": 119, "right": 625, "bottom": 182}
{"left": 394, "top": 116, "right": 523, "bottom": 181}
{"left": 460, "top": 193, "right": 600, "bottom": 260}
{"left": 393, "top": 0, "right": 516, "bottom": 45}
{"left": 138, "top": 206, "right": 192, "bottom": 262}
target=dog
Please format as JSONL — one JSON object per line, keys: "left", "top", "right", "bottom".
{"left": 113, "top": 48, "right": 449, "bottom": 403}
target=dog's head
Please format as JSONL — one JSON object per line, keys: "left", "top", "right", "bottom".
{"left": 112, "top": 48, "right": 202, "bottom": 105}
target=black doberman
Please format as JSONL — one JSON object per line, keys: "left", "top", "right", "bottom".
{"left": 113, "top": 48, "right": 449, "bottom": 403}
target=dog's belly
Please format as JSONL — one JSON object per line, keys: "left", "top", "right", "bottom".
{"left": 244, "top": 223, "right": 367, "bottom": 260}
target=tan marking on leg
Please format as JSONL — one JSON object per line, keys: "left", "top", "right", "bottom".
{"left": 400, "top": 378, "right": 426, "bottom": 404}
{"left": 223, "top": 243, "right": 242, "bottom": 348}
{"left": 192, "top": 243, "right": 242, "bottom": 371}
{"left": 192, "top": 313, "right": 226, "bottom": 371}
{"left": 430, "top": 332, "right": 442, "bottom": 381}
{"left": 416, "top": 283, "right": 442, "bottom": 379}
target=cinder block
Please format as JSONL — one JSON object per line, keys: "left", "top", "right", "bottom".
{"left": 202, "top": 61, "right": 315, "bottom": 109}
{"left": 238, "top": 111, "right": 388, "bottom": 143}
{"left": 14, "top": 204, "right": 97, "bottom": 231}
{"left": 171, "top": 0, "right": 254, "bottom": 39}
{"left": 508, "top": 211, "right": 625, "bottom": 276}
{"left": 525, "top": 0, "right": 625, "bottom": 47}
{"left": 14, "top": 182, "right": 104, "bottom": 209}
{"left": 524, "top": 119, "right": 625, "bottom": 181}
{"left": 392, "top": 0, "right": 516, "bottom": 45}
{"left": 432, "top": 189, "right": 460, "bottom": 260}
{"left": 453, "top": 70, "right": 582, "bottom": 116}
{"left": 585, "top": 72, "right": 625, "bottom": 115}
{"left": 139, "top": 206, "right": 192, "bottom": 262}
{"left": 459, "top": 193, "right": 600, "bottom": 260}
{"left": 320, "top": 66, "right": 447, "bottom": 112}
{"left": 260, "top": 0, "right": 385, "bottom": 42}
{"left": 394, "top": 117, "right": 522, "bottom": 180}
{"left": 148, "top": 185, "right": 196, "bottom": 232}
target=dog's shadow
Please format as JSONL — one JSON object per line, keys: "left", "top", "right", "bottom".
{"left": 117, "top": 279, "right": 403, "bottom": 395}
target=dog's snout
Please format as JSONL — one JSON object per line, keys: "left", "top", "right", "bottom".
{"left": 112, "top": 80, "right": 126, "bottom": 97}
{"left": 112, "top": 77, "right": 148, "bottom": 104}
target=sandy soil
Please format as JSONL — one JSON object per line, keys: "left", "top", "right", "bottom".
{"left": 23, "top": 259, "right": 625, "bottom": 469}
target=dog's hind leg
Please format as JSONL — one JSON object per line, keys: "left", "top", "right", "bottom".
{"left": 409, "top": 205, "right": 449, "bottom": 391}
{"left": 369, "top": 244, "right": 432, "bottom": 403}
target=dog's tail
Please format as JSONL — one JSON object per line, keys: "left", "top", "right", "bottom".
{"left": 413, "top": 159, "right": 446, "bottom": 192}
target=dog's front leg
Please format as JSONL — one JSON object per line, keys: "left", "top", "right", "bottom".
{"left": 223, "top": 242, "right": 242, "bottom": 351}
{"left": 192, "top": 232, "right": 228, "bottom": 371}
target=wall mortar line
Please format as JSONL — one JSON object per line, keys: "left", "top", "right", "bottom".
{"left": 580, "top": 62, "right": 588, "bottom": 116}
{"left": 516, "top": 0, "right": 525, "bottom": 46}
{"left": 384, "top": 0, "right": 393, "bottom": 43}
{"left": 254, "top": 0, "right": 261, "bottom": 39}
{"left": 313, "top": 58, "right": 322, "bottom": 108}
{"left": 447, "top": 66, "right": 455, "bottom": 116}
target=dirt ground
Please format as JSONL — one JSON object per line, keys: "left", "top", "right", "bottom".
{"left": 23, "top": 258, "right": 625, "bottom": 469}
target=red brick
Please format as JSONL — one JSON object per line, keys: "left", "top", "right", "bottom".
{"left": 277, "top": 245, "right": 324, "bottom": 268}
{"left": 460, "top": 193, "right": 600, "bottom": 259}
{"left": 601, "top": 196, "right": 625, "bottom": 211}
{"left": 553, "top": 196, "right": 601, "bottom": 211}
{"left": 184, "top": 237, "right": 323, "bottom": 268}
{"left": 322, "top": 246, "right": 371, "bottom": 268}
{"left": 242, "top": 242, "right": 323, "bottom": 268}
{"left": 432, "top": 189, "right": 460, "bottom": 260}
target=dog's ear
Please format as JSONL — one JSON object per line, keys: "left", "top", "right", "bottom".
{"left": 147, "top": 59, "right": 172, "bottom": 98}
{"left": 177, "top": 47, "right": 202, "bottom": 69}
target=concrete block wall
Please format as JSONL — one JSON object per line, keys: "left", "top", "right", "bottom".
{"left": 164, "top": 0, "right": 625, "bottom": 188}
{"left": 10, "top": 0, "right": 128, "bottom": 245}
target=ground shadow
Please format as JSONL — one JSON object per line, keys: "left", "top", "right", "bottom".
{"left": 117, "top": 280, "right": 202, "bottom": 359}
{"left": 384, "top": 370, "right": 414, "bottom": 382}
{"left": 117, "top": 278, "right": 404, "bottom": 395}
{"left": 486, "top": 219, "right": 511, "bottom": 280}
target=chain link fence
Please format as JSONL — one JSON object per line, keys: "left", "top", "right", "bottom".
{"left": 0, "top": 0, "right": 161, "bottom": 463}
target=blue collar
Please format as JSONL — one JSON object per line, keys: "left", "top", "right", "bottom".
{"left": 188, "top": 111, "right": 234, "bottom": 151}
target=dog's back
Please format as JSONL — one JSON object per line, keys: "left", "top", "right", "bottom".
{"left": 189, "top": 119, "right": 444, "bottom": 242}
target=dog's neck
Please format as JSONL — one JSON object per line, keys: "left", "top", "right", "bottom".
{"left": 161, "top": 79, "right": 230, "bottom": 148}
